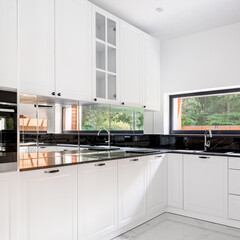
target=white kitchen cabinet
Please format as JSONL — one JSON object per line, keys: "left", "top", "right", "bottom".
{"left": 118, "top": 156, "right": 147, "bottom": 228}
{"left": 120, "top": 21, "right": 142, "bottom": 107}
{"left": 229, "top": 195, "right": 240, "bottom": 221}
{"left": 92, "top": 5, "right": 120, "bottom": 104}
{"left": 146, "top": 154, "right": 167, "bottom": 217}
{"left": 0, "top": 172, "right": 18, "bottom": 240}
{"left": 19, "top": 0, "right": 55, "bottom": 96}
{"left": 183, "top": 154, "right": 228, "bottom": 218}
{"left": 229, "top": 169, "right": 240, "bottom": 195}
{"left": 19, "top": 166, "right": 77, "bottom": 240}
{"left": 167, "top": 153, "right": 183, "bottom": 209}
{"left": 229, "top": 157, "right": 240, "bottom": 170}
{"left": 19, "top": 0, "right": 92, "bottom": 101}
{"left": 55, "top": 0, "right": 92, "bottom": 101}
{"left": 0, "top": 0, "right": 17, "bottom": 89}
{"left": 142, "top": 34, "right": 160, "bottom": 111}
{"left": 78, "top": 161, "right": 118, "bottom": 240}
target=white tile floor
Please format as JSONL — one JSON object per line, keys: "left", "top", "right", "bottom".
{"left": 114, "top": 213, "right": 240, "bottom": 240}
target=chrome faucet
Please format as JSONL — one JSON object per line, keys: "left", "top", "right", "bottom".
{"left": 204, "top": 128, "right": 212, "bottom": 151}
{"left": 97, "top": 129, "right": 111, "bottom": 150}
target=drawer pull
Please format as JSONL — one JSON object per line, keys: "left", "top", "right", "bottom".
{"left": 130, "top": 159, "right": 139, "bottom": 162}
{"left": 199, "top": 156, "right": 210, "bottom": 159}
{"left": 44, "top": 169, "right": 59, "bottom": 174}
{"left": 95, "top": 163, "right": 106, "bottom": 167}
{"left": 155, "top": 155, "right": 162, "bottom": 158}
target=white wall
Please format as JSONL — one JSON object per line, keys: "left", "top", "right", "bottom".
{"left": 156, "top": 22, "right": 240, "bottom": 133}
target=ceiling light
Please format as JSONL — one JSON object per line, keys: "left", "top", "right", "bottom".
{"left": 156, "top": 7, "right": 164, "bottom": 13}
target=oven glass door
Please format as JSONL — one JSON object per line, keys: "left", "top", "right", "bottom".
{"left": 0, "top": 105, "right": 17, "bottom": 164}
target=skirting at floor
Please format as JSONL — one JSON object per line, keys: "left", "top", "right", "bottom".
{"left": 114, "top": 213, "right": 240, "bottom": 240}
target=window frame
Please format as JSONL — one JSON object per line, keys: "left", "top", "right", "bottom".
{"left": 169, "top": 88, "right": 240, "bottom": 135}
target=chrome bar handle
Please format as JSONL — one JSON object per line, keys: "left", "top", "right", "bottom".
{"left": 130, "top": 159, "right": 139, "bottom": 162}
{"left": 44, "top": 169, "right": 60, "bottom": 174}
{"left": 95, "top": 163, "right": 106, "bottom": 167}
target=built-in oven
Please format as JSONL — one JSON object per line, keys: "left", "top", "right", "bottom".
{"left": 0, "top": 90, "right": 17, "bottom": 173}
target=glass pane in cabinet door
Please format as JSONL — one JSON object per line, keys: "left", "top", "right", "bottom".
{"left": 96, "top": 42, "right": 105, "bottom": 70}
{"left": 107, "top": 74, "right": 116, "bottom": 100}
{"left": 96, "top": 13, "right": 105, "bottom": 41}
{"left": 107, "top": 46, "right": 116, "bottom": 73}
{"left": 96, "top": 71, "right": 106, "bottom": 99}
{"left": 107, "top": 19, "right": 116, "bottom": 46}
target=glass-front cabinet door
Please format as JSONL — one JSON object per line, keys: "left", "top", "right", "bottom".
{"left": 92, "top": 5, "right": 119, "bottom": 103}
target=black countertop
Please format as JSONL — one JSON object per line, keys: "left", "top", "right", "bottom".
{"left": 19, "top": 147, "right": 240, "bottom": 171}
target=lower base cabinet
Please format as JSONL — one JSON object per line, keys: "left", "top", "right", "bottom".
{"left": 167, "top": 153, "right": 183, "bottom": 209}
{"left": 78, "top": 161, "right": 118, "bottom": 240}
{"left": 0, "top": 172, "right": 18, "bottom": 240}
{"left": 229, "top": 195, "right": 240, "bottom": 221}
{"left": 146, "top": 154, "right": 167, "bottom": 216}
{"left": 118, "top": 157, "right": 147, "bottom": 228}
{"left": 19, "top": 166, "right": 78, "bottom": 240}
{"left": 183, "top": 154, "right": 228, "bottom": 218}
{"left": 6, "top": 153, "right": 240, "bottom": 239}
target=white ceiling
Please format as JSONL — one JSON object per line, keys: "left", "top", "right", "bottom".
{"left": 89, "top": 0, "right": 240, "bottom": 41}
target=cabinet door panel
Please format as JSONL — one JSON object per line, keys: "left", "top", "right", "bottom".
{"left": 118, "top": 157, "right": 146, "bottom": 228}
{"left": 147, "top": 154, "right": 167, "bottom": 215}
{"left": 0, "top": 0, "right": 17, "bottom": 89}
{"left": 229, "top": 157, "right": 240, "bottom": 170}
{"left": 184, "top": 155, "right": 228, "bottom": 218}
{"left": 19, "top": 0, "right": 54, "bottom": 96}
{"left": 55, "top": 0, "right": 92, "bottom": 101}
{"left": 167, "top": 154, "right": 183, "bottom": 209}
{"left": 229, "top": 195, "right": 240, "bottom": 221}
{"left": 78, "top": 161, "right": 117, "bottom": 240}
{"left": 0, "top": 173, "right": 17, "bottom": 240}
{"left": 19, "top": 166, "right": 77, "bottom": 240}
{"left": 92, "top": 5, "right": 120, "bottom": 104}
{"left": 229, "top": 170, "right": 240, "bottom": 195}
{"left": 142, "top": 34, "right": 160, "bottom": 110}
{"left": 120, "top": 21, "right": 142, "bottom": 106}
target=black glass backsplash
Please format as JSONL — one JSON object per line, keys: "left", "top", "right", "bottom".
{"left": 20, "top": 132, "right": 240, "bottom": 152}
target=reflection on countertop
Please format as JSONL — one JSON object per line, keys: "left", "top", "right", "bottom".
{"left": 19, "top": 147, "right": 240, "bottom": 171}
{"left": 19, "top": 149, "right": 146, "bottom": 171}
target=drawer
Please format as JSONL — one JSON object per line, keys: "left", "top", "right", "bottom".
{"left": 229, "top": 158, "right": 240, "bottom": 170}
{"left": 229, "top": 195, "right": 240, "bottom": 221}
{"left": 229, "top": 170, "right": 240, "bottom": 195}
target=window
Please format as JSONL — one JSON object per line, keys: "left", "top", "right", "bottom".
{"left": 170, "top": 88, "right": 240, "bottom": 134}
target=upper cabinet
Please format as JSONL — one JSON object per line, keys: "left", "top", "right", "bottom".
{"left": 142, "top": 34, "right": 160, "bottom": 111}
{"left": 16, "top": 1, "right": 160, "bottom": 108}
{"left": 19, "top": 0, "right": 55, "bottom": 96}
{"left": 0, "top": 0, "right": 17, "bottom": 89}
{"left": 120, "top": 21, "right": 142, "bottom": 107}
{"left": 92, "top": 5, "right": 120, "bottom": 104}
{"left": 19, "top": 0, "right": 92, "bottom": 101}
{"left": 120, "top": 21, "right": 160, "bottom": 110}
{"left": 55, "top": 0, "right": 92, "bottom": 101}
